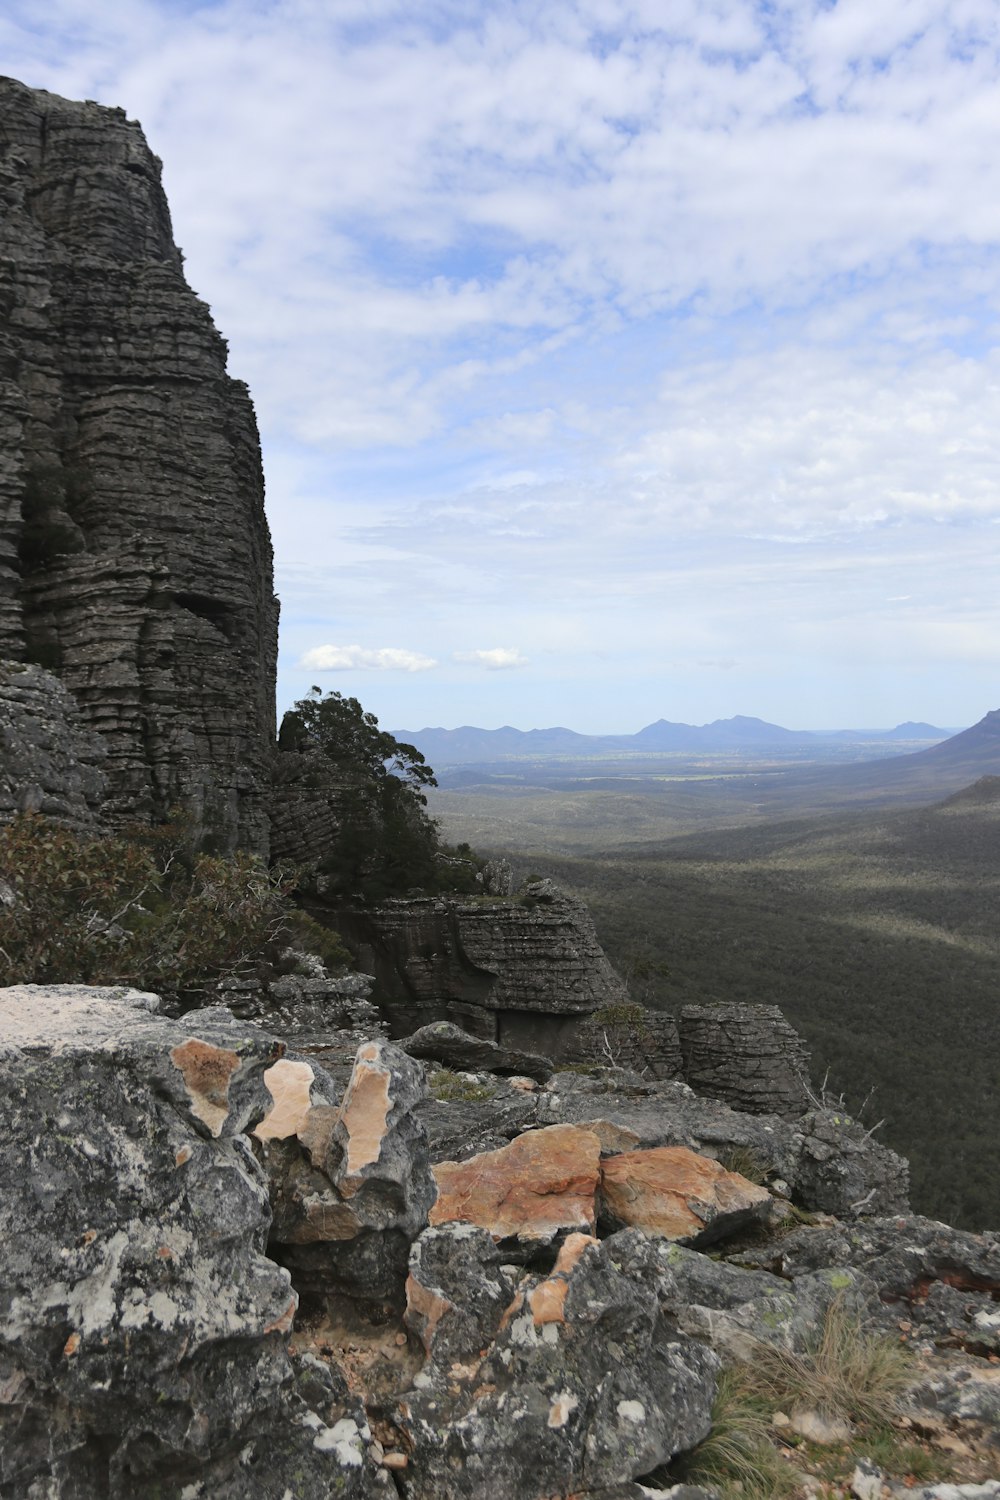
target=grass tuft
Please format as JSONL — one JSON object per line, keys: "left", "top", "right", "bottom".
{"left": 749, "top": 1292, "right": 913, "bottom": 1428}
{"left": 428, "top": 1069, "right": 497, "bottom": 1103}
{"left": 673, "top": 1367, "right": 799, "bottom": 1500}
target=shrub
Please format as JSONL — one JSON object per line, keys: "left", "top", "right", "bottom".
{"left": 0, "top": 813, "right": 297, "bottom": 1003}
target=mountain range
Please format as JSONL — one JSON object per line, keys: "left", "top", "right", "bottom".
{"left": 395, "top": 714, "right": 961, "bottom": 767}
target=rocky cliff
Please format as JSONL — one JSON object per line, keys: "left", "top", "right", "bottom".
{"left": 338, "top": 879, "right": 631, "bottom": 1058}
{"left": 0, "top": 78, "right": 277, "bottom": 851}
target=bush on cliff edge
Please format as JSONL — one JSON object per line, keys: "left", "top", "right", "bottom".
{"left": 0, "top": 812, "right": 295, "bottom": 1001}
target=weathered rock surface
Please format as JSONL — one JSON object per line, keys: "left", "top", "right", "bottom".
{"left": 572, "top": 1002, "right": 684, "bottom": 1080}
{"left": 430, "top": 1123, "right": 602, "bottom": 1247}
{"left": 599, "top": 1145, "right": 773, "bottom": 1246}
{"left": 538, "top": 1074, "right": 909, "bottom": 1218}
{"left": 269, "top": 747, "right": 357, "bottom": 869}
{"left": 401, "top": 1019, "right": 554, "bottom": 1081}
{"left": 262, "top": 1040, "right": 436, "bottom": 1312}
{"left": 0, "top": 78, "right": 277, "bottom": 852}
{"left": 759, "top": 1215, "right": 1000, "bottom": 1352}
{"left": 792, "top": 1108, "right": 911, "bottom": 1217}
{"left": 0, "top": 661, "right": 107, "bottom": 828}
{"left": 0, "top": 984, "right": 382, "bottom": 1496}
{"left": 404, "top": 1223, "right": 515, "bottom": 1367}
{"left": 341, "top": 880, "right": 630, "bottom": 1058}
{"left": 396, "top": 1229, "right": 719, "bottom": 1500}
{"left": 679, "top": 1001, "right": 812, "bottom": 1117}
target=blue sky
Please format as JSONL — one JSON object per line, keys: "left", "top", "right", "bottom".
{"left": 5, "top": 0, "right": 1000, "bottom": 732}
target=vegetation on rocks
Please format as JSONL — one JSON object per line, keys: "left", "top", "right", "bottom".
{"left": 280, "top": 687, "right": 486, "bottom": 900}
{"left": 0, "top": 812, "right": 297, "bottom": 1002}
{"left": 674, "top": 1298, "right": 938, "bottom": 1499}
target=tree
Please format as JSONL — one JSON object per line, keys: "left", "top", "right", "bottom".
{"left": 279, "top": 688, "right": 441, "bottom": 898}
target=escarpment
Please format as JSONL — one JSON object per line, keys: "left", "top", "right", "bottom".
{"left": 337, "top": 878, "right": 632, "bottom": 1057}
{"left": 0, "top": 77, "right": 277, "bottom": 851}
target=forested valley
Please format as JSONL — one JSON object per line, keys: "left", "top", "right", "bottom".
{"left": 434, "top": 778, "right": 1000, "bottom": 1230}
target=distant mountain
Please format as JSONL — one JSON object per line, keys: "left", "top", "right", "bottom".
{"left": 629, "top": 714, "right": 816, "bottom": 749}
{"left": 881, "top": 721, "right": 952, "bottom": 740}
{"left": 395, "top": 715, "right": 956, "bottom": 767}
{"left": 777, "top": 708, "right": 1000, "bottom": 806}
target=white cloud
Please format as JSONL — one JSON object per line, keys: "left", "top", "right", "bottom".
{"left": 300, "top": 644, "right": 437, "bottom": 672}
{"left": 453, "top": 648, "right": 529, "bottom": 670}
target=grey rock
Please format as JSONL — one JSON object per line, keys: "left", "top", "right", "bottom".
{"left": 478, "top": 857, "right": 514, "bottom": 897}
{"left": 792, "top": 1108, "right": 910, "bottom": 1217}
{"left": 0, "top": 984, "right": 379, "bottom": 1496}
{"left": 656, "top": 1242, "right": 871, "bottom": 1360}
{"left": 767, "top": 1216, "right": 1000, "bottom": 1343}
{"left": 568, "top": 1004, "right": 684, "bottom": 1081}
{"left": 903, "top": 1358, "right": 1000, "bottom": 1441}
{"left": 264, "top": 1040, "right": 436, "bottom": 1312}
{"left": 404, "top": 1223, "right": 515, "bottom": 1367}
{"left": 269, "top": 747, "right": 358, "bottom": 869}
{"left": 415, "top": 1087, "right": 540, "bottom": 1162}
{"left": 401, "top": 1019, "right": 554, "bottom": 1081}
{"left": 0, "top": 661, "right": 107, "bottom": 829}
{"left": 883, "top": 1487, "right": 1000, "bottom": 1499}
{"left": 679, "top": 1002, "right": 812, "bottom": 1117}
{"left": 340, "top": 881, "right": 630, "bottom": 1058}
{"left": 0, "top": 77, "right": 277, "bottom": 853}
{"left": 397, "top": 1229, "right": 718, "bottom": 1500}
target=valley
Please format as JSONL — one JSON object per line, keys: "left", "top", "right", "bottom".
{"left": 429, "top": 726, "right": 1000, "bottom": 1232}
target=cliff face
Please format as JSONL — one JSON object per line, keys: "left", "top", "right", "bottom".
{"left": 0, "top": 78, "right": 277, "bottom": 851}
{"left": 339, "top": 879, "right": 631, "bottom": 1059}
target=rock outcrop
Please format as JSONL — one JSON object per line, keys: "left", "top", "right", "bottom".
{"left": 0, "top": 660, "right": 106, "bottom": 827}
{"left": 0, "top": 77, "right": 277, "bottom": 852}
{"left": 679, "top": 1001, "right": 812, "bottom": 1117}
{"left": 3, "top": 983, "right": 996, "bottom": 1498}
{"left": 340, "top": 879, "right": 631, "bottom": 1059}
{"left": 0, "top": 984, "right": 386, "bottom": 1496}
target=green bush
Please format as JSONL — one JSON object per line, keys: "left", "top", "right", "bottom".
{"left": 0, "top": 813, "right": 297, "bottom": 1003}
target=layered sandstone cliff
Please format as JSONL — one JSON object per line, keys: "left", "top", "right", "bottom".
{"left": 338, "top": 879, "right": 631, "bottom": 1058}
{"left": 0, "top": 78, "right": 277, "bottom": 851}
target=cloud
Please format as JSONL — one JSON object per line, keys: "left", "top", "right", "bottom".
{"left": 453, "top": 647, "right": 529, "bottom": 670}
{"left": 300, "top": 644, "right": 437, "bottom": 672}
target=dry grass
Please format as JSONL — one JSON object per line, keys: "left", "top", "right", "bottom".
{"left": 749, "top": 1293, "right": 913, "bottom": 1428}
{"left": 672, "top": 1367, "right": 799, "bottom": 1500}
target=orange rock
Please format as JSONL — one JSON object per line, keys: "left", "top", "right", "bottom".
{"left": 599, "top": 1146, "right": 771, "bottom": 1246}
{"left": 254, "top": 1058, "right": 315, "bottom": 1141}
{"left": 337, "top": 1042, "right": 392, "bottom": 1191}
{"left": 168, "top": 1037, "right": 241, "bottom": 1137}
{"left": 431, "top": 1125, "right": 601, "bottom": 1242}
{"left": 527, "top": 1233, "right": 599, "bottom": 1327}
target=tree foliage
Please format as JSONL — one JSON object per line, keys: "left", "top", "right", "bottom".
{"left": 279, "top": 688, "right": 482, "bottom": 900}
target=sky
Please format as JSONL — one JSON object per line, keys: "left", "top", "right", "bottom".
{"left": 5, "top": 1, "right": 1000, "bottom": 733}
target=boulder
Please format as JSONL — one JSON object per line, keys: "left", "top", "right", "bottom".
{"left": 599, "top": 1146, "right": 773, "bottom": 1246}
{"left": 416, "top": 1085, "right": 540, "bottom": 1162}
{"left": 401, "top": 1019, "right": 554, "bottom": 1082}
{"left": 764, "top": 1215, "right": 1000, "bottom": 1350}
{"left": 0, "top": 985, "right": 385, "bottom": 1496}
{"left": 262, "top": 1040, "right": 436, "bottom": 1312}
{"left": 404, "top": 1223, "right": 515, "bottom": 1367}
{"left": 792, "top": 1109, "right": 910, "bottom": 1217}
{"left": 678, "top": 1002, "right": 811, "bottom": 1117}
{"left": 430, "top": 1124, "right": 602, "bottom": 1247}
{"left": 396, "top": 1229, "right": 718, "bottom": 1500}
